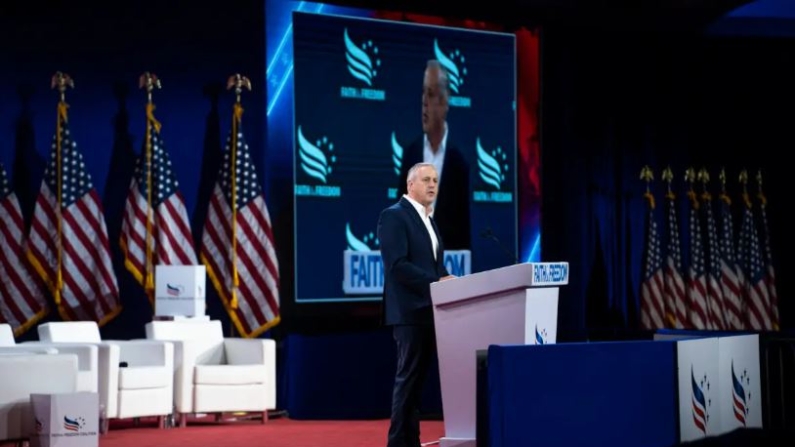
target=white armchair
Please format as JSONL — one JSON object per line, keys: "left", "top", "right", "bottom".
{"left": 37, "top": 321, "right": 174, "bottom": 426}
{"left": 0, "top": 323, "right": 99, "bottom": 394}
{"left": 0, "top": 352, "right": 79, "bottom": 444}
{"left": 145, "top": 319, "right": 275, "bottom": 427}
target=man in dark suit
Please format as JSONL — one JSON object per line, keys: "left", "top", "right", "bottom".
{"left": 378, "top": 162, "right": 455, "bottom": 447}
{"left": 398, "top": 59, "right": 471, "bottom": 251}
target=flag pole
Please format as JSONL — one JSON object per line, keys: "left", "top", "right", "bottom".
{"left": 661, "top": 166, "right": 676, "bottom": 328}
{"left": 50, "top": 72, "right": 74, "bottom": 313}
{"left": 225, "top": 74, "right": 252, "bottom": 320}
{"left": 639, "top": 165, "right": 655, "bottom": 209}
{"left": 684, "top": 167, "right": 698, "bottom": 210}
{"left": 139, "top": 72, "right": 162, "bottom": 306}
{"left": 717, "top": 167, "right": 732, "bottom": 214}
{"left": 739, "top": 169, "right": 750, "bottom": 209}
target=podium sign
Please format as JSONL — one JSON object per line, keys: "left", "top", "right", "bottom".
{"left": 154, "top": 265, "right": 206, "bottom": 317}
{"left": 430, "top": 262, "right": 567, "bottom": 447}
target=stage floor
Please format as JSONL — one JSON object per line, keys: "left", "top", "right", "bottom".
{"left": 99, "top": 417, "right": 444, "bottom": 447}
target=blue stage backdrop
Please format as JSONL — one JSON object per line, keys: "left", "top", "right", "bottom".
{"left": 290, "top": 11, "right": 517, "bottom": 304}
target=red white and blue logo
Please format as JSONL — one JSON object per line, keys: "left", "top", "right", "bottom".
{"left": 534, "top": 324, "right": 547, "bottom": 345}
{"left": 731, "top": 360, "right": 751, "bottom": 425}
{"left": 691, "top": 365, "right": 711, "bottom": 435}
{"left": 63, "top": 415, "right": 85, "bottom": 432}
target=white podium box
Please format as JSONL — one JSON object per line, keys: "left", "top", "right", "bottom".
{"left": 30, "top": 392, "right": 98, "bottom": 447}
{"left": 674, "top": 334, "right": 763, "bottom": 442}
{"left": 717, "top": 334, "right": 762, "bottom": 433}
{"left": 430, "top": 262, "right": 568, "bottom": 447}
{"left": 676, "top": 337, "right": 721, "bottom": 442}
{"left": 154, "top": 265, "right": 206, "bottom": 318}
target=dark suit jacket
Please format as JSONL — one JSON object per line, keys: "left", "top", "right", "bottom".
{"left": 398, "top": 136, "right": 471, "bottom": 250}
{"left": 378, "top": 197, "right": 450, "bottom": 326}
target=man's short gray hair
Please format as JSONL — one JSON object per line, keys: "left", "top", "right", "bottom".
{"left": 407, "top": 162, "right": 435, "bottom": 185}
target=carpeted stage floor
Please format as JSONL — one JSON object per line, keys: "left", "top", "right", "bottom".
{"left": 100, "top": 417, "right": 444, "bottom": 447}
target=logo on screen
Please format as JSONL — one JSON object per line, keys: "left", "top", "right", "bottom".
{"left": 691, "top": 365, "right": 712, "bottom": 435}
{"left": 730, "top": 360, "right": 751, "bottom": 427}
{"left": 434, "top": 39, "right": 471, "bottom": 108}
{"left": 386, "top": 132, "right": 404, "bottom": 199}
{"left": 295, "top": 125, "right": 341, "bottom": 198}
{"left": 473, "top": 137, "right": 512, "bottom": 203}
{"left": 345, "top": 222, "right": 384, "bottom": 293}
{"left": 347, "top": 222, "right": 379, "bottom": 251}
{"left": 340, "top": 28, "right": 386, "bottom": 101}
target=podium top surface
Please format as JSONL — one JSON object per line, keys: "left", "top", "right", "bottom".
{"left": 431, "top": 262, "right": 568, "bottom": 307}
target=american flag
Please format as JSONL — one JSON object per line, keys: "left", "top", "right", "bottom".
{"left": 26, "top": 108, "right": 121, "bottom": 323}
{"left": 737, "top": 195, "right": 770, "bottom": 330}
{"left": 663, "top": 193, "right": 687, "bottom": 328}
{"left": 639, "top": 193, "right": 665, "bottom": 330}
{"left": 701, "top": 194, "right": 726, "bottom": 330}
{"left": 120, "top": 108, "right": 197, "bottom": 304}
{"left": 687, "top": 192, "right": 708, "bottom": 329}
{"left": 756, "top": 195, "right": 779, "bottom": 330}
{"left": 200, "top": 104, "right": 280, "bottom": 337}
{"left": 0, "top": 163, "right": 49, "bottom": 335}
{"left": 718, "top": 194, "right": 744, "bottom": 330}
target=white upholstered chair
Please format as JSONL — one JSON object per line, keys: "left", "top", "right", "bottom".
{"left": 145, "top": 319, "right": 275, "bottom": 426}
{"left": 0, "top": 352, "right": 79, "bottom": 444}
{"left": 37, "top": 321, "right": 174, "bottom": 427}
{"left": 0, "top": 323, "right": 99, "bottom": 394}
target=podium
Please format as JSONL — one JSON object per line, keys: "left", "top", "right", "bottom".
{"left": 430, "top": 262, "right": 568, "bottom": 447}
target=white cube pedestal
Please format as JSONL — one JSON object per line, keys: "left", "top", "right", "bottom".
{"left": 155, "top": 265, "right": 207, "bottom": 318}
{"left": 30, "top": 392, "right": 99, "bottom": 447}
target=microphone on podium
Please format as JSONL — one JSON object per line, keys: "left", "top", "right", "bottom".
{"left": 480, "top": 227, "right": 518, "bottom": 264}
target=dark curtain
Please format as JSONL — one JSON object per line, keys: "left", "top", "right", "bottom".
{"left": 540, "top": 24, "right": 795, "bottom": 341}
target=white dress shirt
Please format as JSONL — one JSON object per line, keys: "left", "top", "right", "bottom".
{"left": 403, "top": 194, "right": 439, "bottom": 260}
{"left": 423, "top": 122, "right": 448, "bottom": 212}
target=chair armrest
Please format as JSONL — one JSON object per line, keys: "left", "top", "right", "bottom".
{"left": 0, "top": 345, "right": 58, "bottom": 355}
{"left": 224, "top": 338, "right": 276, "bottom": 409}
{"left": 96, "top": 342, "right": 121, "bottom": 419}
{"left": 19, "top": 342, "right": 99, "bottom": 393}
{"left": 109, "top": 340, "right": 174, "bottom": 368}
{"left": 20, "top": 342, "right": 98, "bottom": 373}
{"left": 223, "top": 338, "right": 274, "bottom": 365}
{"left": 157, "top": 339, "right": 201, "bottom": 414}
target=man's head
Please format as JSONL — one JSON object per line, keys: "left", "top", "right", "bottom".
{"left": 422, "top": 60, "right": 449, "bottom": 137}
{"left": 406, "top": 162, "right": 438, "bottom": 208}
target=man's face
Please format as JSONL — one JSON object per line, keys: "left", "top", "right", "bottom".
{"left": 422, "top": 67, "right": 448, "bottom": 134}
{"left": 408, "top": 165, "right": 438, "bottom": 208}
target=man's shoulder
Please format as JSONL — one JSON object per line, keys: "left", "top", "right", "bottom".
{"left": 381, "top": 199, "right": 407, "bottom": 215}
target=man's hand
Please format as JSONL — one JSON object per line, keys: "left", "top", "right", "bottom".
{"left": 440, "top": 275, "right": 456, "bottom": 281}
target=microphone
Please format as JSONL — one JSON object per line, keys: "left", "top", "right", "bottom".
{"left": 480, "top": 227, "right": 518, "bottom": 264}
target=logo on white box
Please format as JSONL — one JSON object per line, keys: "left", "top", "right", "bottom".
{"left": 730, "top": 360, "right": 752, "bottom": 426}
{"left": 690, "top": 365, "right": 712, "bottom": 436}
{"left": 63, "top": 415, "right": 86, "bottom": 432}
{"left": 533, "top": 324, "right": 548, "bottom": 345}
